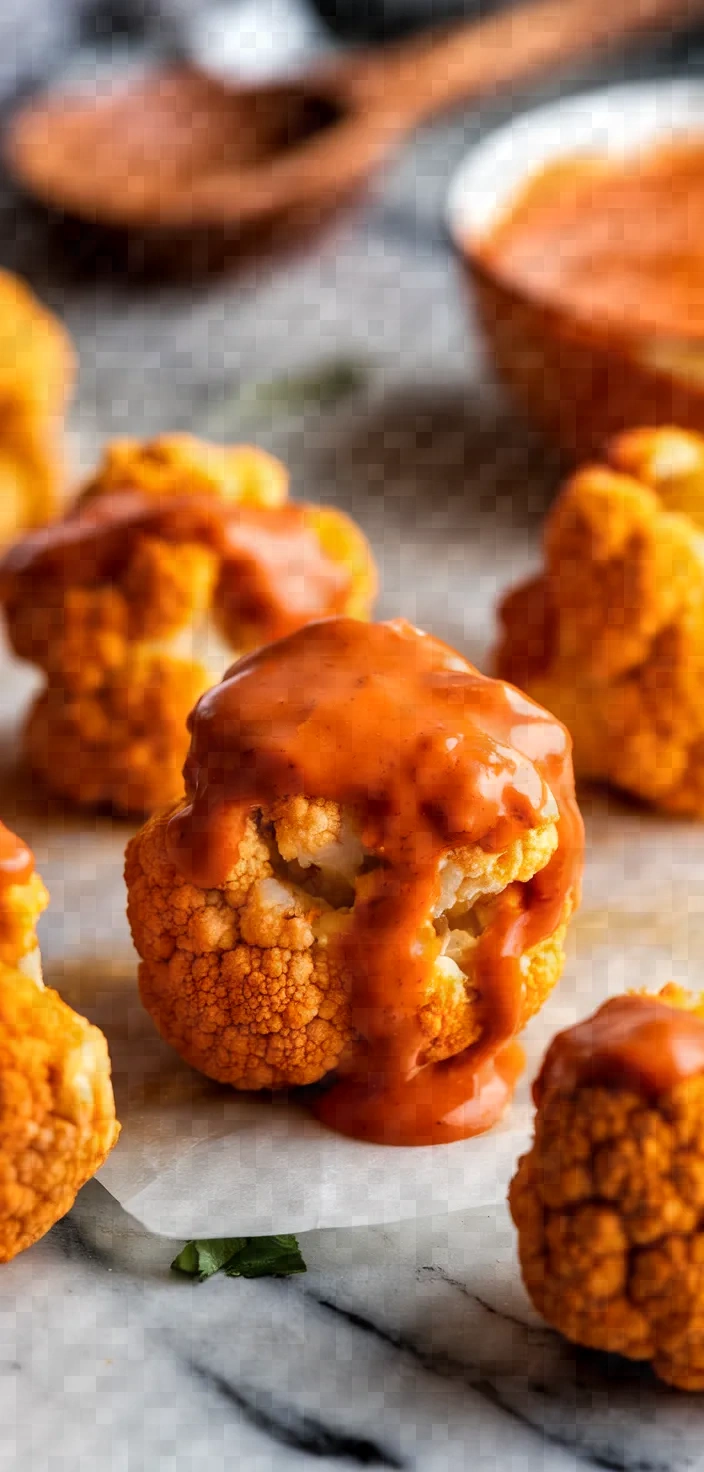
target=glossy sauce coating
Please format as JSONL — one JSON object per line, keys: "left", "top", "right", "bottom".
{"left": 0, "top": 822, "right": 34, "bottom": 891}
{"left": 535, "top": 994, "right": 704, "bottom": 1104}
{"left": 167, "top": 618, "right": 583, "bottom": 1145}
{"left": 0, "top": 489, "right": 353, "bottom": 645}
{"left": 476, "top": 142, "right": 704, "bottom": 342}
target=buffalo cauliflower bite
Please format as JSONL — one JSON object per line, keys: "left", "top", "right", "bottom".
{"left": 510, "top": 987, "right": 704, "bottom": 1391}
{"left": 1, "top": 433, "right": 376, "bottom": 815}
{"left": 126, "top": 795, "right": 564, "bottom": 1092}
{"left": 0, "top": 270, "right": 74, "bottom": 545}
{"left": 126, "top": 618, "right": 583, "bottom": 1144}
{"left": 495, "top": 428, "right": 704, "bottom": 815}
{"left": 0, "top": 824, "right": 119, "bottom": 1262}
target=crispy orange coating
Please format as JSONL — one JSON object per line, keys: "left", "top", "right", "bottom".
{"left": 0, "top": 966, "right": 120, "bottom": 1262}
{"left": 25, "top": 655, "right": 211, "bottom": 818}
{"left": 0, "top": 868, "right": 48, "bottom": 971}
{"left": 125, "top": 797, "right": 568, "bottom": 1093}
{"left": 510, "top": 987, "right": 704, "bottom": 1391}
{"left": 0, "top": 270, "right": 74, "bottom": 543}
{"left": 126, "top": 800, "right": 355, "bottom": 1089}
{"left": 495, "top": 428, "right": 704, "bottom": 815}
{"left": 0, "top": 830, "right": 119, "bottom": 1262}
{"left": 2, "top": 434, "right": 376, "bottom": 815}
{"left": 0, "top": 828, "right": 48, "bottom": 972}
{"left": 77, "top": 432, "right": 288, "bottom": 510}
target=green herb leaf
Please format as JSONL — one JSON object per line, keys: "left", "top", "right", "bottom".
{"left": 171, "top": 1234, "right": 307, "bottom": 1282}
{"left": 204, "top": 357, "right": 369, "bottom": 435}
{"left": 171, "top": 1237, "right": 245, "bottom": 1281}
{"left": 224, "top": 1234, "right": 307, "bottom": 1279}
{"left": 171, "top": 1239, "right": 200, "bottom": 1276}
{"left": 240, "top": 360, "right": 369, "bottom": 416}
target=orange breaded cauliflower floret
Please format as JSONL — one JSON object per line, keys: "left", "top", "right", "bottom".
{"left": 495, "top": 427, "right": 704, "bottom": 815}
{"left": 0, "top": 270, "right": 74, "bottom": 546}
{"left": 1, "top": 434, "right": 376, "bottom": 815}
{"left": 125, "top": 618, "right": 582, "bottom": 1122}
{"left": 126, "top": 796, "right": 567, "bottom": 1093}
{"left": 0, "top": 824, "right": 119, "bottom": 1262}
{"left": 510, "top": 987, "right": 704, "bottom": 1391}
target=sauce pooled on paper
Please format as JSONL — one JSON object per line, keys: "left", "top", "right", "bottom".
{"left": 535, "top": 994, "right": 704, "bottom": 1104}
{"left": 477, "top": 141, "right": 704, "bottom": 341}
{"left": 166, "top": 617, "right": 584, "bottom": 1145}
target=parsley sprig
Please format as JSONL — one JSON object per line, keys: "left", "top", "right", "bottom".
{"left": 204, "top": 357, "right": 369, "bottom": 435}
{"left": 172, "top": 1234, "right": 307, "bottom": 1282}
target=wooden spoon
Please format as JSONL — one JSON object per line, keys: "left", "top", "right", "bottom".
{"left": 6, "top": 0, "right": 703, "bottom": 246}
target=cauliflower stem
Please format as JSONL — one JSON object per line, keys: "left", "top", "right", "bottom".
{"left": 0, "top": 826, "right": 119, "bottom": 1262}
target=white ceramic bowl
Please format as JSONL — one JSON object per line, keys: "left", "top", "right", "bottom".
{"left": 447, "top": 81, "right": 704, "bottom": 460}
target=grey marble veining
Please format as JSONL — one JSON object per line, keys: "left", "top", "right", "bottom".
{"left": 5, "top": 1183, "right": 704, "bottom": 1472}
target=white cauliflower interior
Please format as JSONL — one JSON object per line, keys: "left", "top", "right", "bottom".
{"left": 262, "top": 795, "right": 560, "bottom": 999}
{"left": 127, "top": 787, "right": 569, "bottom": 1092}
{"left": 18, "top": 947, "right": 43, "bottom": 986}
{"left": 144, "top": 610, "right": 239, "bottom": 682}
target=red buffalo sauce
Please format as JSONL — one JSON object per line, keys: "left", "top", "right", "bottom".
{"left": 0, "top": 821, "right": 34, "bottom": 891}
{"left": 534, "top": 994, "right": 704, "bottom": 1104}
{"left": 0, "top": 489, "right": 355, "bottom": 646}
{"left": 166, "top": 617, "right": 584, "bottom": 1146}
{"left": 477, "top": 141, "right": 704, "bottom": 342}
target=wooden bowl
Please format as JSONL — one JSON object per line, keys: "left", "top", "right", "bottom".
{"left": 447, "top": 82, "right": 704, "bottom": 461}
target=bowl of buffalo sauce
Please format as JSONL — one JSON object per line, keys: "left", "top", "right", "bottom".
{"left": 447, "top": 82, "right": 704, "bottom": 460}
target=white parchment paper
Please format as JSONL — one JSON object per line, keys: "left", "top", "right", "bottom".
{"left": 3, "top": 647, "right": 704, "bottom": 1241}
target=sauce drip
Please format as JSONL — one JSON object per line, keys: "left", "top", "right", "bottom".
{"left": 476, "top": 141, "right": 704, "bottom": 342}
{"left": 0, "top": 489, "right": 353, "bottom": 645}
{"left": 0, "top": 822, "right": 34, "bottom": 891}
{"left": 535, "top": 994, "right": 704, "bottom": 1104}
{"left": 166, "top": 618, "right": 584, "bottom": 1145}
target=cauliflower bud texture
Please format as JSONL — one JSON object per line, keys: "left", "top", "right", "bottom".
{"left": 0, "top": 269, "right": 75, "bottom": 548}
{"left": 1, "top": 433, "right": 376, "bottom": 816}
{"left": 495, "top": 427, "right": 704, "bottom": 815}
{"left": 126, "top": 794, "right": 564, "bottom": 1094}
{"left": 0, "top": 823, "right": 119, "bottom": 1262}
{"left": 510, "top": 986, "right": 704, "bottom": 1391}
{"left": 126, "top": 617, "right": 582, "bottom": 1142}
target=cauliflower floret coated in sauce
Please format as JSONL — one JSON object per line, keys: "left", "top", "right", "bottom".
{"left": 127, "top": 617, "right": 583, "bottom": 1145}
{"left": 510, "top": 988, "right": 704, "bottom": 1390}
{"left": 1, "top": 434, "right": 376, "bottom": 815}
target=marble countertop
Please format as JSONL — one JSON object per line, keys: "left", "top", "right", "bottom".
{"left": 9, "top": 1179, "right": 704, "bottom": 1472}
{"left": 4, "top": 27, "right": 704, "bottom": 1469}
